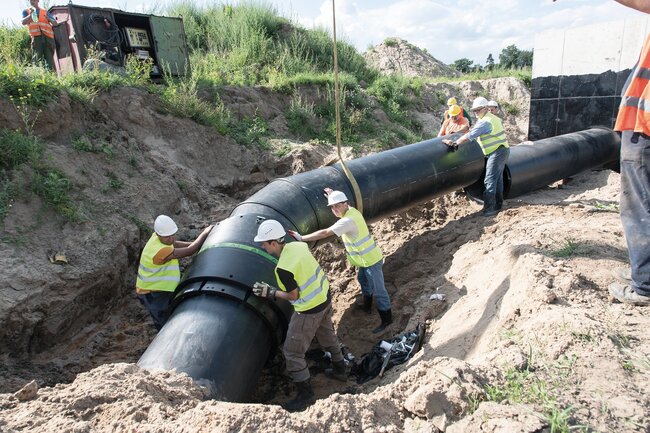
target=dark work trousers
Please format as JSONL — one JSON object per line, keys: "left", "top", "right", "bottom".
{"left": 283, "top": 302, "right": 343, "bottom": 382}
{"left": 31, "top": 35, "right": 55, "bottom": 70}
{"left": 620, "top": 130, "right": 650, "bottom": 296}
{"left": 137, "top": 291, "right": 173, "bottom": 330}
{"left": 483, "top": 145, "right": 510, "bottom": 211}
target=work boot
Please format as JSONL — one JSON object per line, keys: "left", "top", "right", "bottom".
{"left": 481, "top": 196, "right": 498, "bottom": 216}
{"left": 325, "top": 360, "right": 348, "bottom": 382}
{"left": 495, "top": 192, "right": 504, "bottom": 210}
{"left": 608, "top": 282, "right": 650, "bottom": 306}
{"left": 481, "top": 208, "right": 498, "bottom": 217}
{"left": 372, "top": 309, "right": 393, "bottom": 334}
{"left": 354, "top": 295, "right": 372, "bottom": 314}
{"left": 611, "top": 267, "right": 632, "bottom": 284}
{"left": 283, "top": 379, "right": 316, "bottom": 412}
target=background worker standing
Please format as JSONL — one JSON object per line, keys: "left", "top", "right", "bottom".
{"left": 443, "top": 97, "right": 472, "bottom": 127}
{"left": 288, "top": 189, "right": 393, "bottom": 334}
{"left": 136, "top": 215, "right": 213, "bottom": 330}
{"left": 487, "top": 100, "right": 500, "bottom": 114}
{"left": 21, "top": 0, "right": 58, "bottom": 70}
{"left": 252, "top": 219, "right": 346, "bottom": 411}
{"left": 607, "top": 0, "right": 650, "bottom": 306}
{"left": 438, "top": 104, "right": 470, "bottom": 137}
{"left": 443, "top": 96, "right": 510, "bottom": 216}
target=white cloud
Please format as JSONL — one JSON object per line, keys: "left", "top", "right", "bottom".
{"left": 302, "top": 0, "right": 648, "bottom": 65}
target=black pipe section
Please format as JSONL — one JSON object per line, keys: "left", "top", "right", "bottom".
{"left": 138, "top": 135, "right": 485, "bottom": 401}
{"left": 464, "top": 127, "right": 621, "bottom": 202}
{"left": 138, "top": 128, "right": 620, "bottom": 402}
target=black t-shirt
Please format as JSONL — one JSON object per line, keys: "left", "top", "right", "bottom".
{"left": 276, "top": 267, "right": 330, "bottom": 314}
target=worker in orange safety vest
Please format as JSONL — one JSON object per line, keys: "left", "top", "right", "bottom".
{"left": 21, "top": 0, "right": 58, "bottom": 70}
{"left": 607, "top": 0, "right": 650, "bottom": 306}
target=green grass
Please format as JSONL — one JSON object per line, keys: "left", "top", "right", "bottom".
{"left": 383, "top": 37, "right": 399, "bottom": 47}
{"left": 230, "top": 115, "right": 270, "bottom": 148}
{"left": 551, "top": 238, "right": 579, "bottom": 258}
{"left": 0, "top": 129, "right": 42, "bottom": 171}
{"left": 593, "top": 201, "right": 619, "bottom": 212}
{"left": 31, "top": 166, "right": 79, "bottom": 221}
{"left": 500, "top": 101, "right": 520, "bottom": 115}
{"left": 428, "top": 67, "right": 532, "bottom": 87}
{"left": 484, "top": 365, "right": 587, "bottom": 432}
{"left": 0, "top": 26, "right": 30, "bottom": 65}
{"left": 0, "top": 179, "right": 17, "bottom": 221}
{"left": 159, "top": 77, "right": 231, "bottom": 134}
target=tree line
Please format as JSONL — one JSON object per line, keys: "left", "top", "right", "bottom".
{"left": 452, "top": 44, "right": 533, "bottom": 73}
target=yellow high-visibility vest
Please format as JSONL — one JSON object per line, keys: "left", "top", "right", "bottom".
{"left": 477, "top": 112, "right": 508, "bottom": 155}
{"left": 341, "top": 207, "right": 383, "bottom": 268}
{"left": 136, "top": 233, "right": 180, "bottom": 293}
{"left": 275, "top": 242, "right": 329, "bottom": 312}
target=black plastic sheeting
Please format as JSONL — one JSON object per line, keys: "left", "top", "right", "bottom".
{"left": 138, "top": 128, "right": 620, "bottom": 402}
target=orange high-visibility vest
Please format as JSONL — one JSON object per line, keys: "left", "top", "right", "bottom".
{"left": 26, "top": 8, "right": 54, "bottom": 39}
{"left": 614, "top": 33, "right": 650, "bottom": 134}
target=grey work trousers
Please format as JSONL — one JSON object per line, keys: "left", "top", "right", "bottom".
{"left": 620, "top": 130, "right": 650, "bottom": 296}
{"left": 283, "top": 302, "right": 343, "bottom": 382}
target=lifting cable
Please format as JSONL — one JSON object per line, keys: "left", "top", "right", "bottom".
{"left": 331, "top": 0, "right": 363, "bottom": 213}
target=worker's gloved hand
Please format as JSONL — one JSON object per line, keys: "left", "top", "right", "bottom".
{"left": 253, "top": 282, "right": 277, "bottom": 299}
{"left": 442, "top": 139, "right": 458, "bottom": 152}
{"left": 287, "top": 230, "right": 302, "bottom": 241}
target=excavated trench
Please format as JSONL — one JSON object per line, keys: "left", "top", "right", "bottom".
{"left": 0, "top": 192, "right": 478, "bottom": 404}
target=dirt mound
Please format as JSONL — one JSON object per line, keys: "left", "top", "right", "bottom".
{"left": 417, "top": 77, "right": 530, "bottom": 143}
{"left": 0, "top": 77, "right": 644, "bottom": 433}
{"left": 2, "top": 168, "right": 648, "bottom": 432}
{"left": 364, "top": 38, "right": 459, "bottom": 78}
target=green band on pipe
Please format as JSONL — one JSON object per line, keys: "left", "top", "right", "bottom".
{"left": 201, "top": 242, "right": 278, "bottom": 264}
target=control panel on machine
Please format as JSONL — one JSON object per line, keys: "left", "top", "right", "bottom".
{"left": 124, "top": 27, "right": 151, "bottom": 48}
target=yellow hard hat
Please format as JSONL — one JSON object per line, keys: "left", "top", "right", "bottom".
{"left": 447, "top": 97, "right": 457, "bottom": 106}
{"left": 448, "top": 104, "right": 461, "bottom": 116}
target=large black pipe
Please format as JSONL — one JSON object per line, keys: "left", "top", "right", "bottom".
{"left": 464, "top": 127, "right": 620, "bottom": 201}
{"left": 138, "top": 129, "right": 620, "bottom": 402}
{"left": 138, "top": 135, "right": 484, "bottom": 401}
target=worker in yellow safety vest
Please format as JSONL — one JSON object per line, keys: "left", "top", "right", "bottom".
{"left": 443, "top": 96, "right": 510, "bottom": 216}
{"left": 252, "top": 219, "right": 346, "bottom": 411}
{"left": 136, "top": 215, "right": 213, "bottom": 330}
{"left": 287, "top": 189, "right": 393, "bottom": 334}
{"left": 607, "top": 0, "right": 650, "bottom": 306}
{"left": 21, "top": 0, "right": 58, "bottom": 70}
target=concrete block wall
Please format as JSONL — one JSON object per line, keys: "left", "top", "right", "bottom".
{"left": 529, "top": 16, "right": 650, "bottom": 140}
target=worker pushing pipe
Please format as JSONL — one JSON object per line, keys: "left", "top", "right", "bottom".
{"left": 137, "top": 128, "right": 620, "bottom": 402}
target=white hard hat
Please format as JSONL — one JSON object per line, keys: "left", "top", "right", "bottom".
{"left": 254, "top": 219, "right": 286, "bottom": 242}
{"left": 487, "top": 100, "right": 499, "bottom": 108}
{"left": 471, "top": 97, "right": 489, "bottom": 110}
{"left": 327, "top": 190, "right": 348, "bottom": 206}
{"left": 154, "top": 215, "right": 178, "bottom": 236}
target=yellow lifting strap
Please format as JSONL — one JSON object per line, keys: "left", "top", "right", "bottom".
{"left": 331, "top": 0, "right": 363, "bottom": 213}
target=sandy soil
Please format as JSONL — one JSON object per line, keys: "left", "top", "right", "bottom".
{"left": 1, "top": 81, "right": 648, "bottom": 432}
{"left": 2, "top": 168, "right": 648, "bottom": 432}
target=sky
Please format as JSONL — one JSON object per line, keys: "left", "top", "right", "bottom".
{"left": 2, "top": 0, "right": 648, "bottom": 65}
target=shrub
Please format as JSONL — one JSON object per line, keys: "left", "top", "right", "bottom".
{"left": 384, "top": 37, "right": 399, "bottom": 47}
{"left": 0, "top": 26, "right": 30, "bottom": 65}
{"left": 31, "top": 167, "right": 79, "bottom": 220}
{"left": 0, "top": 129, "right": 42, "bottom": 171}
